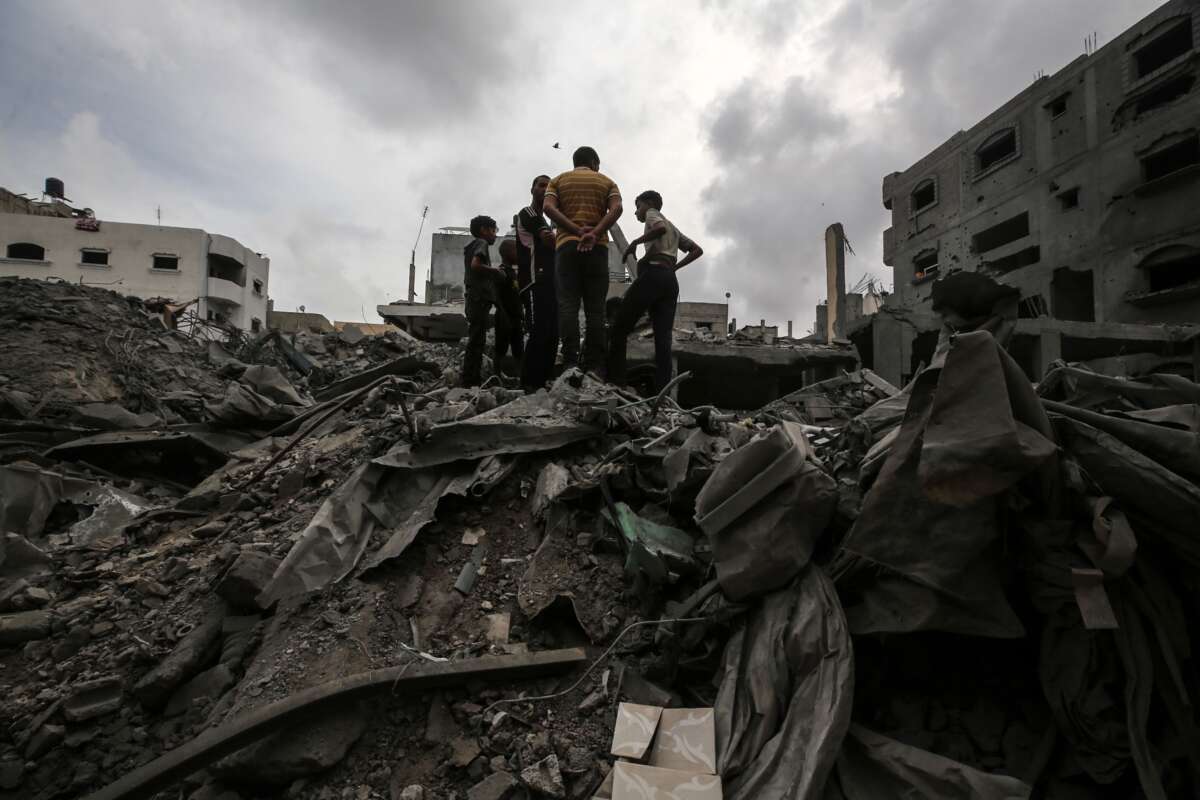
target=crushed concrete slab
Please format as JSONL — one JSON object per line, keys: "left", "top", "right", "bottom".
{"left": 467, "top": 771, "right": 518, "bottom": 800}
{"left": 0, "top": 609, "right": 52, "bottom": 645}
{"left": 133, "top": 606, "right": 224, "bottom": 709}
{"left": 165, "top": 664, "right": 236, "bottom": 718}
{"left": 62, "top": 675, "right": 124, "bottom": 722}
{"left": 216, "top": 551, "right": 281, "bottom": 612}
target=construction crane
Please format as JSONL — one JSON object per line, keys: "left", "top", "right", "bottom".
{"left": 408, "top": 205, "right": 429, "bottom": 304}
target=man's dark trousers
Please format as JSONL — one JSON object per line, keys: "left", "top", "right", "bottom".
{"left": 607, "top": 262, "right": 679, "bottom": 391}
{"left": 462, "top": 286, "right": 495, "bottom": 387}
{"left": 555, "top": 242, "right": 610, "bottom": 372}
{"left": 522, "top": 267, "right": 559, "bottom": 390}
{"left": 494, "top": 294, "right": 524, "bottom": 375}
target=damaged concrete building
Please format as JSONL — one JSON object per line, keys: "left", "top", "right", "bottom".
{"left": 863, "top": 0, "right": 1200, "bottom": 386}
{"left": 0, "top": 182, "right": 270, "bottom": 334}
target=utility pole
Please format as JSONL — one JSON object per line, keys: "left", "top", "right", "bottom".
{"left": 409, "top": 205, "right": 429, "bottom": 304}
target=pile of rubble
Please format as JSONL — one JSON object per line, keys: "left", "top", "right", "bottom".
{"left": 2, "top": 275, "right": 1200, "bottom": 800}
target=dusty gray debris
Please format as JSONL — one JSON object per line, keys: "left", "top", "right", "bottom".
{"left": 62, "top": 675, "right": 124, "bottom": 722}
{"left": 521, "top": 753, "right": 566, "bottom": 799}
{"left": 216, "top": 551, "right": 281, "bottom": 612}
{"left": 0, "top": 609, "right": 52, "bottom": 645}
{"left": 164, "top": 664, "right": 236, "bottom": 717}
{"left": 133, "top": 606, "right": 224, "bottom": 709}
{"left": 468, "top": 771, "right": 518, "bottom": 800}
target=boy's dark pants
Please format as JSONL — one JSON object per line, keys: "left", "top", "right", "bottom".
{"left": 606, "top": 262, "right": 679, "bottom": 391}
{"left": 462, "top": 286, "right": 495, "bottom": 387}
{"left": 555, "top": 242, "right": 609, "bottom": 371}
{"left": 494, "top": 287, "right": 524, "bottom": 373}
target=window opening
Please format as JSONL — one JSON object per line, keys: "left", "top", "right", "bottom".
{"left": 252, "top": 278, "right": 264, "bottom": 296}
{"left": 973, "top": 212, "right": 1030, "bottom": 253}
{"left": 80, "top": 249, "right": 109, "bottom": 266}
{"left": 251, "top": 318, "right": 262, "bottom": 333}
{"left": 1019, "top": 294, "right": 1049, "bottom": 319}
{"left": 1142, "top": 247, "right": 1200, "bottom": 292}
{"left": 1048, "top": 95, "right": 1068, "bottom": 118}
{"left": 911, "top": 179, "right": 936, "bottom": 212}
{"left": 1136, "top": 73, "right": 1195, "bottom": 116}
{"left": 6, "top": 242, "right": 45, "bottom": 260}
{"left": 976, "top": 128, "right": 1017, "bottom": 173}
{"left": 1058, "top": 187, "right": 1080, "bottom": 210}
{"left": 1134, "top": 18, "right": 1194, "bottom": 79}
{"left": 153, "top": 254, "right": 179, "bottom": 271}
{"left": 913, "top": 249, "right": 939, "bottom": 281}
{"left": 1141, "top": 134, "right": 1199, "bottom": 182}
{"left": 985, "top": 246, "right": 1040, "bottom": 274}
{"left": 207, "top": 253, "right": 246, "bottom": 286}
{"left": 1052, "top": 268, "right": 1095, "bottom": 321}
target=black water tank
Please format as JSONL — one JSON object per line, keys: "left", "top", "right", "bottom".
{"left": 45, "top": 177, "right": 65, "bottom": 199}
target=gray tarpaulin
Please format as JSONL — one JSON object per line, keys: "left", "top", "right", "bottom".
{"left": 0, "top": 463, "right": 151, "bottom": 546}
{"left": 373, "top": 391, "right": 600, "bottom": 470}
{"left": 714, "top": 565, "right": 853, "bottom": 800}
{"left": 1038, "top": 366, "right": 1200, "bottom": 410}
{"left": 830, "top": 725, "right": 1031, "bottom": 799}
{"left": 1051, "top": 415, "right": 1200, "bottom": 566}
{"left": 695, "top": 421, "right": 836, "bottom": 601}
{"left": 833, "top": 332, "right": 1055, "bottom": 637}
{"left": 239, "top": 365, "right": 311, "bottom": 408}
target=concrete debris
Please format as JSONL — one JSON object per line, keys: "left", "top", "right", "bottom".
{"left": 5, "top": 275, "right": 1200, "bottom": 800}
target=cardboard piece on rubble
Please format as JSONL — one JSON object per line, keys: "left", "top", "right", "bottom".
{"left": 610, "top": 702, "right": 663, "bottom": 760}
{"left": 611, "top": 761, "right": 722, "bottom": 800}
{"left": 648, "top": 708, "right": 717, "bottom": 774}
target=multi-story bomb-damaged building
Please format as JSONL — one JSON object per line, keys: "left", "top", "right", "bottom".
{"left": 863, "top": 0, "right": 1200, "bottom": 387}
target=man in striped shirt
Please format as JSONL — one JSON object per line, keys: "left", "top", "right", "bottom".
{"left": 544, "top": 146, "right": 623, "bottom": 373}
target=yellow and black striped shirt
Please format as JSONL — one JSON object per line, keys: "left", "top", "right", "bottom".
{"left": 545, "top": 167, "right": 621, "bottom": 249}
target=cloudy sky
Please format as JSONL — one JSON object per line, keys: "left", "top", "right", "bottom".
{"left": 0, "top": 1, "right": 1161, "bottom": 332}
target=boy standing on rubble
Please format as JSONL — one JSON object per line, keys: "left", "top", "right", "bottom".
{"left": 609, "top": 190, "right": 704, "bottom": 392}
{"left": 461, "top": 215, "right": 503, "bottom": 387}
{"left": 495, "top": 239, "right": 525, "bottom": 378}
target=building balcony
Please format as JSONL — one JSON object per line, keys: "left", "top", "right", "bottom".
{"left": 882, "top": 227, "right": 895, "bottom": 266}
{"left": 208, "top": 276, "right": 243, "bottom": 305}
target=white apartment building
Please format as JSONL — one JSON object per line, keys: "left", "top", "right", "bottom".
{"left": 0, "top": 187, "right": 269, "bottom": 333}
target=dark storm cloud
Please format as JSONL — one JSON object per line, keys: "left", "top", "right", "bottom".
{"left": 699, "top": 0, "right": 1165, "bottom": 331}
{"left": 258, "top": 0, "right": 522, "bottom": 130}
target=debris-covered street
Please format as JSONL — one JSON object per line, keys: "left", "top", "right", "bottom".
{"left": 3, "top": 273, "right": 1200, "bottom": 800}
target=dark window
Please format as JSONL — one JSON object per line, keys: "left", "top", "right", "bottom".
{"left": 985, "top": 245, "right": 1040, "bottom": 274}
{"left": 1141, "top": 134, "right": 1200, "bottom": 182}
{"left": 1052, "top": 268, "right": 1095, "bottom": 321}
{"left": 153, "top": 255, "right": 179, "bottom": 270}
{"left": 911, "top": 179, "right": 936, "bottom": 212}
{"left": 80, "top": 249, "right": 108, "bottom": 265}
{"left": 251, "top": 318, "right": 262, "bottom": 333}
{"left": 694, "top": 322, "right": 713, "bottom": 331}
{"left": 973, "top": 212, "right": 1030, "bottom": 253}
{"left": 1019, "top": 294, "right": 1049, "bottom": 319}
{"left": 1058, "top": 187, "right": 1080, "bottom": 210}
{"left": 252, "top": 279, "right": 264, "bottom": 296}
{"left": 1134, "top": 18, "right": 1194, "bottom": 79}
{"left": 913, "top": 249, "right": 939, "bottom": 281}
{"left": 976, "top": 128, "right": 1017, "bottom": 173}
{"left": 1136, "top": 73, "right": 1195, "bottom": 116}
{"left": 1142, "top": 247, "right": 1200, "bottom": 292}
{"left": 6, "top": 242, "right": 45, "bottom": 260}
{"left": 207, "top": 253, "right": 246, "bottom": 286}
{"left": 1048, "top": 94, "right": 1068, "bottom": 118}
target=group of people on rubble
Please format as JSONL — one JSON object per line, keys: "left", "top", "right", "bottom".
{"left": 460, "top": 145, "right": 704, "bottom": 394}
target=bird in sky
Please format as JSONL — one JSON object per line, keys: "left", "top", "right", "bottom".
{"left": 552, "top": 142, "right": 560, "bottom": 149}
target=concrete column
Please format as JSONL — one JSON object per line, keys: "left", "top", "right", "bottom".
{"left": 1037, "top": 331, "right": 1063, "bottom": 379}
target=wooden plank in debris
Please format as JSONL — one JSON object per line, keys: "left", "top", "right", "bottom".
{"left": 83, "top": 648, "right": 587, "bottom": 800}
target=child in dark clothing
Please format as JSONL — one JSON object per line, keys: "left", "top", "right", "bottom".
{"left": 461, "top": 215, "right": 501, "bottom": 387}
{"left": 495, "top": 239, "right": 524, "bottom": 377}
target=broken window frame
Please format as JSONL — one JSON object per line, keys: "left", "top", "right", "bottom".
{"left": 5, "top": 242, "right": 47, "bottom": 262}
{"left": 152, "top": 253, "right": 180, "bottom": 272}
{"left": 251, "top": 317, "right": 263, "bottom": 333}
{"left": 252, "top": 278, "right": 264, "bottom": 296}
{"left": 909, "top": 177, "right": 938, "bottom": 215}
{"left": 1131, "top": 15, "right": 1195, "bottom": 82}
{"left": 1139, "top": 131, "right": 1200, "bottom": 185}
{"left": 912, "top": 248, "right": 939, "bottom": 284}
{"left": 79, "top": 248, "right": 110, "bottom": 267}
{"left": 973, "top": 127, "right": 1020, "bottom": 180}
{"left": 1130, "top": 244, "right": 1200, "bottom": 301}
{"left": 1046, "top": 92, "right": 1070, "bottom": 119}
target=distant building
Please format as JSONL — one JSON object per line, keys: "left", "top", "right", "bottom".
{"left": 0, "top": 183, "right": 269, "bottom": 333}
{"left": 869, "top": 0, "right": 1200, "bottom": 385}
